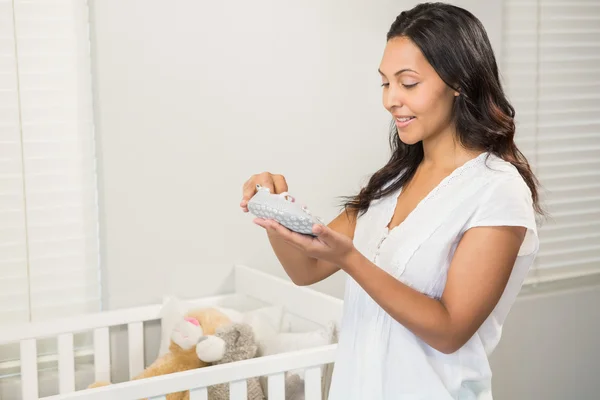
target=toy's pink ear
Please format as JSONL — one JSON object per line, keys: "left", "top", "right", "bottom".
{"left": 185, "top": 317, "right": 200, "bottom": 326}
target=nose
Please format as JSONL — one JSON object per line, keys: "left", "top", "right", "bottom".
{"left": 383, "top": 83, "right": 404, "bottom": 112}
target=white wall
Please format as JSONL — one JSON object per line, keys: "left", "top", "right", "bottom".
{"left": 489, "top": 283, "right": 600, "bottom": 400}
{"left": 88, "top": 0, "right": 502, "bottom": 308}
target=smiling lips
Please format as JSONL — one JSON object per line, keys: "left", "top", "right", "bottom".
{"left": 395, "top": 116, "right": 416, "bottom": 128}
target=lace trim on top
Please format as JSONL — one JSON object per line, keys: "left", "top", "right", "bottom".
{"left": 382, "top": 152, "right": 489, "bottom": 235}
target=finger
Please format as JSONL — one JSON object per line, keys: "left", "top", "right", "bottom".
{"left": 312, "top": 223, "right": 327, "bottom": 236}
{"left": 240, "top": 176, "right": 258, "bottom": 209}
{"left": 271, "top": 174, "right": 289, "bottom": 194}
{"left": 241, "top": 172, "right": 275, "bottom": 211}
{"left": 253, "top": 217, "right": 269, "bottom": 229}
{"left": 257, "top": 172, "right": 275, "bottom": 193}
{"left": 312, "top": 224, "right": 334, "bottom": 247}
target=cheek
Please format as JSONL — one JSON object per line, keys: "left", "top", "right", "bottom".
{"left": 411, "top": 86, "right": 443, "bottom": 114}
{"left": 412, "top": 88, "right": 454, "bottom": 124}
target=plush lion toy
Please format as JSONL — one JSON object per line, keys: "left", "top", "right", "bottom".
{"left": 88, "top": 307, "right": 232, "bottom": 400}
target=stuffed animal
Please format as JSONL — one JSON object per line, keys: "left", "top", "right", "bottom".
{"left": 88, "top": 307, "right": 232, "bottom": 400}
{"left": 196, "top": 322, "right": 265, "bottom": 400}
{"left": 283, "top": 373, "right": 305, "bottom": 400}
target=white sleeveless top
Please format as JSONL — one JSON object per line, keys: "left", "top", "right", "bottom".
{"left": 327, "top": 152, "right": 539, "bottom": 400}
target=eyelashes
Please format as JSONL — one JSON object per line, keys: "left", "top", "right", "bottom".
{"left": 380, "top": 83, "right": 419, "bottom": 89}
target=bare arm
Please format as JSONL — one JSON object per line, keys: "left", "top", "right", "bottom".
{"left": 339, "top": 225, "right": 526, "bottom": 353}
{"left": 267, "top": 209, "right": 357, "bottom": 286}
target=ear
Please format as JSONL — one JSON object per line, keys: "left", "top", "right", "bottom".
{"left": 451, "top": 85, "right": 460, "bottom": 97}
{"left": 185, "top": 316, "right": 200, "bottom": 326}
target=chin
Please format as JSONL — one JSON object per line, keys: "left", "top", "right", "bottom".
{"left": 397, "top": 131, "right": 423, "bottom": 145}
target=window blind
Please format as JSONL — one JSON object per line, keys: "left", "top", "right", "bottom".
{"left": 0, "top": 0, "right": 101, "bottom": 328}
{"left": 502, "top": 0, "right": 600, "bottom": 281}
{"left": 0, "top": 0, "right": 29, "bottom": 324}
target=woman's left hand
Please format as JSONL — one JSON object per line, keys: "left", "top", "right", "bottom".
{"left": 253, "top": 218, "right": 357, "bottom": 266}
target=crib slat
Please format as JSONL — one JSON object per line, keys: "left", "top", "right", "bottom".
{"left": 128, "top": 321, "right": 144, "bottom": 379}
{"left": 267, "top": 372, "right": 285, "bottom": 399}
{"left": 58, "top": 333, "right": 75, "bottom": 393}
{"left": 189, "top": 387, "right": 208, "bottom": 400}
{"left": 304, "top": 366, "right": 322, "bottom": 400}
{"left": 20, "top": 339, "right": 38, "bottom": 400}
{"left": 229, "top": 380, "right": 247, "bottom": 400}
{"left": 93, "top": 327, "right": 111, "bottom": 382}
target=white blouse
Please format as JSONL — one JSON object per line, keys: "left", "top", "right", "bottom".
{"left": 327, "top": 152, "right": 539, "bottom": 400}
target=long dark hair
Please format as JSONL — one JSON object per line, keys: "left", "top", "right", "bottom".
{"left": 342, "top": 2, "right": 543, "bottom": 217}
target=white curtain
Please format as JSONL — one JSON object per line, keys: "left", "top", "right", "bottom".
{"left": 0, "top": 0, "right": 101, "bottom": 326}
{"left": 502, "top": 0, "right": 600, "bottom": 282}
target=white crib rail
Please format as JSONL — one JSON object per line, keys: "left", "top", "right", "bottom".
{"left": 234, "top": 264, "right": 344, "bottom": 329}
{"left": 57, "top": 333, "right": 75, "bottom": 393}
{"left": 304, "top": 366, "right": 323, "bottom": 399}
{"left": 20, "top": 339, "right": 38, "bottom": 400}
{"left": 189, "top": 388, "right": 208, "bottom": 400}
{"left": 41, "top": 344, "right": 336, "bottom": 400}
{"left": 0, "top": 293, "right": 240, "bottom": 400}
{"left": 229, "top": 379, "right": 248, "bottom": 398}
{"left": 268, "top": 372, "right": 285, "bottom": 399}
{"left": 93, "top": 327, "right": 111, "bottom": 382}
{"left": 0, "top": 293, "right": 239, "bottom": 346}
{"left": 127, "top": 321, "right": 145, "bottom": 379}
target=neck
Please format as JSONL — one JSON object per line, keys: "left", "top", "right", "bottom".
{"left": 421, "top": 125, "right": 482, "bottom": 171}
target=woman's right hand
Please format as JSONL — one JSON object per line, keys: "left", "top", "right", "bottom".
{"left": 240, "top": 172, "right": 289, "bottom": 213}
{"left": 240, "top": 171, "right": 352, "bottom": 286}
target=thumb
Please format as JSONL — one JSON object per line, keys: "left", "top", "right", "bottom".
{"left": 312, "top": 223, "right": 329, "bottom": 237}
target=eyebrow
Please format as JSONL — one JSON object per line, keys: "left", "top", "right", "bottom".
{"left": 378, "top": 68, "right": 419, "bottom": 77}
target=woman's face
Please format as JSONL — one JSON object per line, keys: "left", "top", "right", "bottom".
{"left": 379, "top": 36, "right": 458, "bottom": 145}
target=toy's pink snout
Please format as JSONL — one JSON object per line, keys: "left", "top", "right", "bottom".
{"left": 184, "top": 317, "right": 200, "bottom": 326}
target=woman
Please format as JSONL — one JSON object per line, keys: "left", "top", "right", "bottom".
{"left": 240, "top": 3, "right": 541, "bottom": 399}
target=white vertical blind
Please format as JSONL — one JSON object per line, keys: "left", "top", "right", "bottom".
{"left": 14, "top": 0, "right": 101, "bottom": 321}
{"left": 502, "top": 0, "right": 600, "bottom": 279}
{"left": 0, "top": 0, "right": 30, "bottom": 324}
{"left": 0, "top": 0, "right": 101, "bottom": 328}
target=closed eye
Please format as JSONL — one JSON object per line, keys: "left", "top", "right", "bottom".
{"left": 380, "top": 83, "right": 419, "bottom": 88}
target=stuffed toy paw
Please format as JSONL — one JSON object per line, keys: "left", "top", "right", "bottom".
{"left": 195, "top": 335, "right": 227, "bottom": 363}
